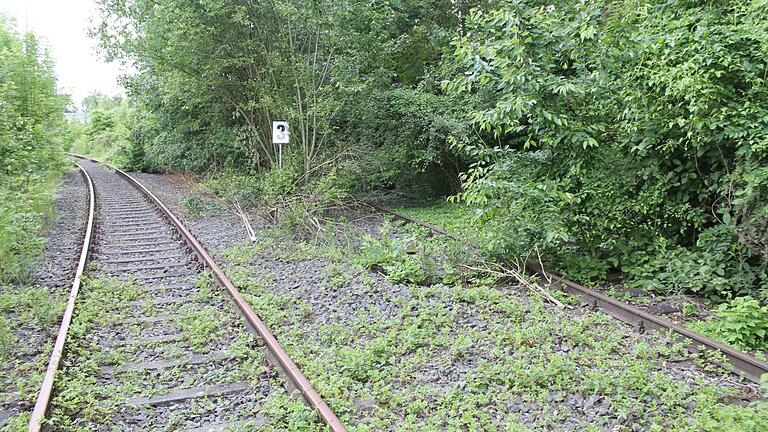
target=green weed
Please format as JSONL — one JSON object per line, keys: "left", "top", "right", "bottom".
{"left": 0, "top": 316, "right": 12, "bottom": 362}
{"left": 180, "top": 195, "right": 219, "bottom": 218}
{"left": 690, "top": 296, "right": 768, "bottom": 352}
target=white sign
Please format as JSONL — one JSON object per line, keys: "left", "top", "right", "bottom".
{"left": 272, "top": 121, "right": 289, "bottom": 144}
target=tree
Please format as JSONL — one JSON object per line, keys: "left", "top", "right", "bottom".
{"left": 0, "top": 14, "right": 68, "bottom": 282}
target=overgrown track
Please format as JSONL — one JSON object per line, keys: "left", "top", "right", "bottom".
{"left": 30, "top": 157, "right": 344, "bottom": 431}
{"left": 369, "top": 203, "right": 768, "bottom": 384}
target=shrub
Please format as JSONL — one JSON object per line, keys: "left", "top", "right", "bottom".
{"left": 0, "top": 17, "right": 67, "bottom": 283}
{"left": 691, "top": 296, "right": 768, "bottom": 353}
{"left": 444, "top": 0, "right": 768, "bottom": 297}
{"left": 627, "top": 225, "right": 767, "bottom": 301}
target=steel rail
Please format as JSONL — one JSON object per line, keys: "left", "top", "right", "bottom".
{"left": 69, "top": 154, "right": 346, "bottom": 431}
{"left": 29, "top": 162, "right": 96, "bottom": 432}
{"left": 368, "top": 202, "right": 768, "bottom": 384}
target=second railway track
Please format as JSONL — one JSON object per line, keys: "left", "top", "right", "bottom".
{"left": 31, "top": 157, "right": 343, "bottom": 431}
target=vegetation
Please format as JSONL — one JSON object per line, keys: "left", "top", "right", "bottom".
{"left": 0, "top": 285, "right": 66, "bottom": 429}
{"left": 691, "top": 297, "right": 768, "bottom": 354}
{"left": 63, "top": 93, "right": 137, "bottom": 166}
{"left": 3, "top": 0, "right": 768, "bottom": 426}
{"left": 88, "top": 0, "right": 768, "bottom": 312}
{"left": 444, "top": 0, "right": 768, "bottom": 301}
{"left": 219, "top": 221, "right": 768, "bottom": 430}
{"left": 0, "top": 14, "right": 68, "bottom": 283}
{"left": 45, "top": 275, "right": 322, "bottom": 431}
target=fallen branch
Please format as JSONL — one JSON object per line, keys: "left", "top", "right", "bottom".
{"left": 232, "top": 199, "right": 257, "bottom": 242}
{"left": 460, "top": 261, "right": 570, "bottom": 309}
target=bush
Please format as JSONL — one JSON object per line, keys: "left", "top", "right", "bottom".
{"left": 691, "top": 296, "right": 768, "bottom": 352}
{"left": 444, "top": 0, "right": 768, "bottom": 297}
{"left": 627, "top": 225, "right": 767, "bottom": 302}
{"left": 0, "top": 16, "right": 67, "bottom": 282}
{"left": 338, "top": 88, "right": 471, "bottom": 197}
{"left": 455, "top": 151, "right": 570, "bottom": 262}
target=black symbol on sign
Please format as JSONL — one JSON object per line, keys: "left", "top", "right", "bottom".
{"left": 277, "top": 125, "right": 286, "bottom": 132}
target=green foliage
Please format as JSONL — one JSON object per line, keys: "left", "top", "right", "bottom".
{"left": 67, "top": 93, "right": 135, "bottom": 164}
{"left": 357, "top": 234, "right": 426, "bottom": 285}
{"left": 92, "top": 0, "right": 479, "bottom": 196}
{"left": 180, "top": 196, "right": 219, "bottom": 218}
{"left": 389, "top": 200, "right": 478, "bottom": 240}
{"left": 456, "top": 151, "right": 570, "bottom": 261}
{"left": 353, "top": 223, "right": 468, "bottom": 286}
{"left": 691, "top": 296, "right": 768, "bottom": 353}
{"left": 627, "top": 226, "right": 767, "bottom": 301}
{"left": 0, "top": 15, "right": 68, "bottom": 283}
{"left": 341, "top": 88, "right": 471, "bottom": 196}
{"left": 0, "top": 315, "right": 11, "bottom": 362}
{"left": 443, "top": 0, "right": 768, "bottom": 296}
{"left": 0, "top": 286, "right": 64, "bottom": 327}
{"left": 383, "top": 257, "right": 426, "bottom": 285}
{"left": 202, "top": 172, "right": 263, "bottom": 209}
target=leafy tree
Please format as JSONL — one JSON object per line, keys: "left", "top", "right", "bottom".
{"left": 0, "top": 14, "right": 68, "bottom": 282}
{"left": 93, "top": 0, "right": 479, "bottom": 194}
{"left": 446, "top": 0, "right": 768, "bottom": 297}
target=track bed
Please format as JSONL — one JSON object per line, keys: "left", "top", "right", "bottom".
{"left": 133, "top": 171, "right": 767, "bottom": 431}
{"left": 44, "top": 160, "right": 323, "bottom": 431}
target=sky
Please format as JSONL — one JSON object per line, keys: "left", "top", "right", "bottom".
{"left": 1, "top": 0, "right": 126, "bottom": 107}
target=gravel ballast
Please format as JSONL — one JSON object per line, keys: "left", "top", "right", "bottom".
{"left": 1, "top": 167, "right": 86, "bottom": 429}
{"left": 129, "top": 171, "right": 768, "bottom": 431}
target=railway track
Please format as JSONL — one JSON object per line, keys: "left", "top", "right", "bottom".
{"left": 29, "top": 157, "right": 344, "bottom": 431}
{"left": 368, "top": 203, "right": 768, "bottom": 385}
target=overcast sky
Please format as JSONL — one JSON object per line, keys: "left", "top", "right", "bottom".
{"left": 1, "top": 0, "right": 126, "bottom": 106}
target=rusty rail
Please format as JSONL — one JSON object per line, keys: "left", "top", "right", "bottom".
{"left": 29, "top": 162, "right": 96, "bottom": 431}
{"left": 368, "top": 202, "right": 768, "bottom": 384}
{"left": 69, "top": 154, "right": 346, "bottom": 431}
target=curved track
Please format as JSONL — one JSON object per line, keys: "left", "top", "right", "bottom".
{"left": 369, "top": 203, "right": 768, "bottom": 384}
{"left": 30, "top": 157, "right": 344, "bottom": 431}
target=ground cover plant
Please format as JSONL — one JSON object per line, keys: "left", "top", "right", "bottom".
{"left": 44, "top": 274, "right": 323, "bottom": 432}
{"left": 392, "top": 202, "right": 768, "bottom": 357}
{"left": 0, "top": 285, "right": 65, "bottom": 430}
{"left": 216, "top": 217, "right": 768, "bottom": 431}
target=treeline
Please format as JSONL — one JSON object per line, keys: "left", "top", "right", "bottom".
{"left": 0, "top": 15, "right": 68, "bottom": 282}
{"left": 64, "top": 92, "right": 134, "bottom": 162}
{"left": 95, "top": 0, "right": 474, "bottom": 189}
{"left": 96, "top": 0, "right": 768, "bottom": 301}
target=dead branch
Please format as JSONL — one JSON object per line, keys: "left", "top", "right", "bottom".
{"left": 460, "top": 261, "right": 570, "bottom": 309}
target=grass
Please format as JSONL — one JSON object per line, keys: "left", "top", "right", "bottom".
{"left": 389, "top": 200, "right": 480, "bottom": 241}
{"left": 220, "top": 220, "right": 768, "bottom": 431}
{"left": 0, "top": 166, "right": 67, "bottom": 284}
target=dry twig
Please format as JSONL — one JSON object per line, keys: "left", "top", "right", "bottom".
{"left": 460, "top": 260, "right": 570, "bottom": 309}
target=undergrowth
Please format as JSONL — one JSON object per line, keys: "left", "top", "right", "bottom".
{"left": 0, "top": 285, "right": 65, "bottom": 430}
{"left": 691, "top": 297, "right": 768, "bottom": 354}
{"left": 393, "top": 202, "right": 768, "bottom": 353}
{"left": 221, "top": 219, "right": 768, "bottom": 430}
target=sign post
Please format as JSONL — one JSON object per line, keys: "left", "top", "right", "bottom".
{"left": 272, "top": 121, "right": 289, "bottom": 170}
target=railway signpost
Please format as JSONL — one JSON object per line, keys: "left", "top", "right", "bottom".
{"left": 272, "top": 121, "right": 289, "bottom": 170}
